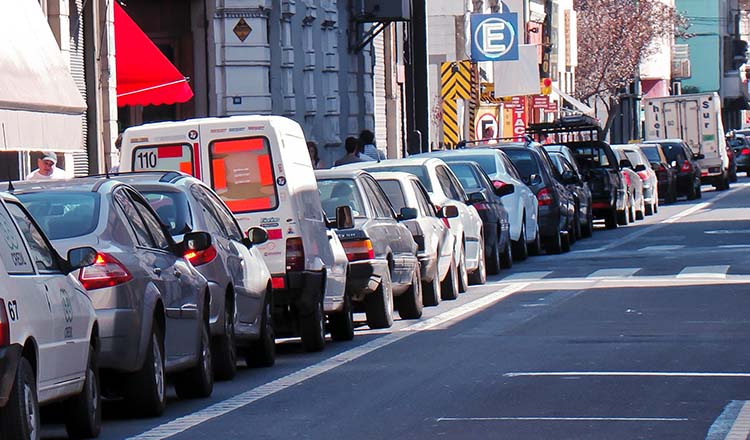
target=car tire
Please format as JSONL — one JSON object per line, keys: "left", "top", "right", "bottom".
{"left": 582, "top": 209, "right": 594, "bottom": 238}
{"left": 687, "top": 181, "right": 698, "bottom": 200}
{"left": 126, "top": 326, "right": 166, "bottom": 417}
{"left": 468, "top": 236, "right": 486, "bottom": 285}
{"left": 174, "top": 321, "right": 213, "bottom": 399}
{"left": 65, "top": 345, "right": 101, "bottom": 439}
{"left": 486, "top": 233, "right": 502, "bottom": 275}
{"left": 561, "top": 230, "right": 571, "bottom": 253}
{"left": 697, "top": 181, "right": 703, "bottom": 199}
{"left": 636, "top": 207, "right": 644, "bottom": 220}
{"left": 422, "top": 261, "right": 441, "bottom": 307}
{"left": 645, "top": 203, "right": 653, "bottom": 216}
{"left": 440, "top": 256, "right": 460, "bottom": 301}
{"left": 605, "top": 208, "right": 618, "bottom": 229}
{"left": 457, "top": 243, "right": 469, "bottom": 293}
{"left": 617, "top": 208, "right": 629, "bottom": 226}
{"left": 512, "top": 222, "right": 528, "bottom": 261}
{"left": 0, "top": 357, "right": 39, "bottom": 440}
{"left": 397, "top": 266, "right": 423, "bottom": 319}
{"left": 527, "top": 227, "right": 542, "bottom": 256}
{"left": 573, "top": 209, "right": 582, "bottom": 242}
{"left": 329, "top": 292, "right": 355, "bottom": 342}
{"left": 300, "top": 291, "right": 326, "bottom": 352}
{"left": 366, "top": 269, "right": 394, "bottom": 329}
{"left": 213, "top": 298, "right": 237, "bottom": 381}
{"left": 500, "top": 238, "right": 513, "bottom": 269}
{"left": 545, "top": 230, "right": 563, "bottom": 254}
{"left": 246, "top": 293, "right": 277, "bottom": 365}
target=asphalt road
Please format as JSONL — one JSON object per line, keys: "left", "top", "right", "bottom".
{"left": 43, "top": 178, "right": 750, "bottom": 440}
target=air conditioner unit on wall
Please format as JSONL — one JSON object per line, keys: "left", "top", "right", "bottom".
{"left": 362, "top": 0, "right": 411, "bottom": 21}
{"left": 672, "top": 59, "right": 691, "bottom": 79}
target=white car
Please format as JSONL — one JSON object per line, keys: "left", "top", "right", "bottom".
{"left": 612, "top": 144, "right": 659, "bottom": 216}
{"left": 0, "top": 192, "right": 100, "bottom": 439}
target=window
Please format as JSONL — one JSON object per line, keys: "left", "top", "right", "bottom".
{"left": 318, "top": 179, "right": 366, "bottom": 219}
{"left": 366, "top": 165, "right": 432, "bottom": 191}
{"left": 5, "top": 202, "right": 59, "bottom": 273}
{"left": 447, "top": 163, "right": 482, "bottom": 191}
{"left": 0, "top": 202, "right": 34, "bottom": 274}
{"left": 435, "top": 166, "right": 459, "bottom": 200}
{"left": 501, "top": 155, "right": 523, "bottom": 181}
{"left": 640, "top": 146, "right": 662, "bottom": 163}
{"left": 362, "top": 177, "right": 394, "bottom": 218}
{"left": 203, "top": 187, "right": 244, "bottom": 241}
{"left": 624, "top": 150, "right": 644, "bottom": 167}
{"left": 141, "top": 190, "right": 192, "bottom": 236}
{"left": 15, "top": 192, "right": 100, "bottom": 240}
{"left": 659, "top": 143, "right": 686, "bottom": 162}
{"left": 114, "top": 190, "right": 156, "bottom": 248}
{"left": 132, "top": 144, "right": 194, "bottom": 174}
{"left": 446, "top": 154, "right": 497, "bottom": 175}
{"left": 377, "top": 180, "right": 408, "bottom": 213}
{"left": 190, "top": 185, "right": 227, "bottom": 239}
{"left": 503, "top": 149, "right": 540, "bottom": 180}
{"left": 209, "top": 137, "right": 278, "bottom": 213}
{"left": 569, "top": 145, "right": 613, "bottom": 169}
{"left": 129, "top": 193, "right": 171, "bottom": 251}
{"left": 412, "top": 181, "right": 436, "bottom": 217}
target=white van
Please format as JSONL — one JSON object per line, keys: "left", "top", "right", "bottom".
{"left": 119, "top": 116, "right": 348, "bottom": 351}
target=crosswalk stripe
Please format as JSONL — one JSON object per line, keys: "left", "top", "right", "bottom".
{"left": 639, "top": 245, "right": 685, "bottom": 252}
{"left": 587, "top": 268, "right": 641, "bottom": 278}
{"left": 676, "top": 265, "right": 730, "bottom": 279}
{"left": 503, "top": 271, "right": 553, "bottom": 281}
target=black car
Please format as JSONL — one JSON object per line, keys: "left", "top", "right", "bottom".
{"left": 496, "top": 144, "right": 575, "bottom": 254}
{"left": 547, "top": 151, "right": 594, "bottom": 238}
{"left": 444, "top": 161, "right": 514, "bottom": 273}
{"left": 727, "top": 135, "right": 750, "bottom": 177}
{"left": 315, "top": 168, "right": 421, "bottom": 329}
{"left": 644, "top": 140, "right": 703, "bottom": 200}
{"left": 639, "top": 143, "right": 678, "bottom": 204}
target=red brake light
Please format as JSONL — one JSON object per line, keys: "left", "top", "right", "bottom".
{"left": 658, "top": 165, "right": 667, "bottom": 173}
{"left": 0, "top": 299, "right": 9, "bottom": 346}
{"left": 537, "top": 188, "right": 553, "bottom": 206}
{"left": 742, "top": 148, "right": 750, "bottom": 155}
{"left": 637, "top": 171, "right": 649, "bottom": 180}
{"left": 342, "top": 239, "right": 375, "bottom": 261}
{"left": 680, "top": 160, "right": 692, "bottom": 173}
{"left": 271, "top": 276, "right": 285, "bottom": 290}
{"left": 79, "top": 253, "right": 133, "bottom": 291}
{"left": 286, "top": 237, "right": 305, "bottom": 271}
{"left": 184, "top": 245, "right": 218, "bottom": 266}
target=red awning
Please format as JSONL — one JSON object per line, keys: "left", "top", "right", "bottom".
{"left": 114, "top": 2, "right": 193, "bottom": 107}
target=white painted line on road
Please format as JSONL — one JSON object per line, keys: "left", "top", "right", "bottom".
{"left": 676, "top": 265, "right": 730, "bottom": 279}
{"left": 719, "top": 244, "right": 750, "bottom": 249}
{"left": 663, "top": 202, "right": 711, "bottom": 224}
{"left": 587, "top": 268, "right": 640, "bottom": 278}
{"left": 503, "top": 371, "right": 750, "bottom": 378}
{"left": 707, "top": 401, "right": 750, "bottom": 440}
{"left": 502, "top": 271, "right": 553, "bottom": 281}
{"left": 128, "top": 283, "right": 530, "bottom": 440}
{"left": 724, "top": 401, "right": 750, "bottom": 440}
{"left": 437, "top": 416, "right": 688, "bottom": 422}
{"left": 639, "top": 245, "right": 685, "bottom": 252}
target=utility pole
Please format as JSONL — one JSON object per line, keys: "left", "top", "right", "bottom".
{"left": 406, "top": 0, "right": 429, "bottom": 154}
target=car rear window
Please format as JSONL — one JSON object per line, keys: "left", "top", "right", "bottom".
{"left": 139, "top": 190, "right": 192, "bottom": 235}
{"left": 16, "top": 192, "right": 100, "bottom": 240}
{"left": 365, "top": 166, "right": 432, "bottom": 191}
{"left": 441, "top": 154, "right": 498, "bottom": 175}
{"left": 728, "top": 139, "right": 746, "bottom": 148}
{"left": 640, "top": 146, "right": 661, "bottom": 163}
{"left": 568, "top": 145, "right": 613, "bottom": 169}
{"left": 502, "top": 149, "right": 539, "bottom": 180}
{"left": 376, "top": 179, "right": 408, "bottom": 212}
{"left": 623, "top": 150, "right": 644, "bottom": 166}
{"left": 447, "top": 163, "right": 482, "bottom": 190}
{"left": 317, "top": 179, "right": 367, "bottom": 219}
{"left": 131, "top": 143, "right": 194, "bottom": 174}
{"left": 658, "top": 143, "right": 684, "bottom": 162}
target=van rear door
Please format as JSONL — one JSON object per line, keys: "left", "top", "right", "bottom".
{"left": 122, "top": 123, "right": 202, "bottom": 177}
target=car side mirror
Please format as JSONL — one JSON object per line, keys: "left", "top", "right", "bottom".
{"left": 619, "top": 159, "right": 633, "bottom": 169}
{"left": 495, "top": 183, "right": 515, "bottom": 197}
{"left": 335, "top": 205, "right": 354, "bottom": 229}
{"left": 561, "top": 170, "right": 576, "bottom": 183}
{"left": 182, "top": 231, "right": 212, "bottom": 253}
{"left": 530, "top": 174, "right": 543, "bottom": 185}
{"left": 634, "top": 164, "right": 647, "bottom": 172}
{"left": 67, "top": 246, "right": 97, "bottom": 271}
{"left": 242, "top": 227, "right": 268, "bottom": 248}
{"left": 468, "top": 191, "right": 488, "bottom": 204}
{"left": 398, "top": 207, "right": 418, "bottom": 220}
{"left": 439, "top": 205, "right": 459, "bottom": 218}
{"left": 694, "top": 153, "right": 705, "bottom": 160}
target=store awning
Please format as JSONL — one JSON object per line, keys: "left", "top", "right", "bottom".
{"left": 552, "top": 85, "right": 596, "bottom": 117}
{"left": 0, "top": 0, "right": 86, "bottom": 152}
{"left": 115, "top": 2, "right": 193, "bottom": 107}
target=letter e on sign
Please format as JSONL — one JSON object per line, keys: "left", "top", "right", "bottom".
{"left": 471, "top": 13, "right": 519, "bottom": 62}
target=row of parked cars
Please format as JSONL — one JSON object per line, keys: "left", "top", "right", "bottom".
{"left": 0, "top": 115, "right": 716, "bottom": 438}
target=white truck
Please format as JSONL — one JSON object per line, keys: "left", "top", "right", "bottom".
{"left": 643, "top": 92, "right": 731, "bottom": 190}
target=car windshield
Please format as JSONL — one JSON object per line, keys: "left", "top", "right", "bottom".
{"left": 440, "top": 154, "right": 499, "bottom": 175}
{"left": 376, "top": 179, "right": 408, "bottom": 212}
{"left": 140, "top": 190, "right": 192, "bottom": 235}
{"left": 16, "top": 191, "right": 100, "bottom": 240}
{"left": 640, "top": 146, "right": 661, "bottom": 163}
{"left": 502, "top": 149, "right": 539, "bottom": 180}
{"left": 624, "top": 150, "right": 644, "bottom": 166}
{"left": 447, "top": 163, "right": 482, "bottom": 191}
{"left": 365, "top": 165, "right": 432, "bottom": 191}
{"left": 317, "top": 178, "right": 367, "bottom": 219}
{"left": 658, "top": 143, "right": 683, "bottom": 162}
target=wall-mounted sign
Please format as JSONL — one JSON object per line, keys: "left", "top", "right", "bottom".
{"left": 471, "top": 13, "right": 519, "bottom": 62}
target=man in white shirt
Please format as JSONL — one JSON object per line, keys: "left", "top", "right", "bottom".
{"left": 26, "top": 152, "right": 68, "bottom": 180}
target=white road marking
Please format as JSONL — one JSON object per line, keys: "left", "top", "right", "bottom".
{"left": 128, "top": 283, "right": 529, "bottom": 440}
{"left": 676, "top": 265, "right": 730, "bottom": 279}
{"left": 587, "top": 268, "right": 640, "bottom": 278}
{"left": 436, "top": 416, "right": 687, "bottom": 422}
{"left": 725, "top": 401, "right": 750, "bottom": 440}
{"left": 663, "top": 202, "right": 711, "bottom": 224}
{"left": 719, "top": 244, "right": 750, "bottom": 249}
{"left": 639, "top": 245, "right": 685, "bottom": 251}
{"left": 503, "top": 371, "right": 750, "bottom": 378}
{"left": 503, "top": 271, "right": 553, "bottom": 281}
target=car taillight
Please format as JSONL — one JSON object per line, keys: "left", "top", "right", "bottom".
{"left": 681, "top": 160, "right": 692, "bottom": 173}
{"left": 637, "top": 171, "right": 649, "bottom": 180}
{"left": 184, "top": 245, "right": 218, "bottom": 266}
{"left": 742, "top": 148, "right": 750, "bottom": 155}
{"left": 271, "top": 276, "right": 285, "bottom": 290}
{"left": 658, "top": 165, "right": 667, "bottom": 173}
{"left": 493, "top": 180, "right": 508, "bottom": 189}
{"left": 0, "top": 299, "right": 9, "bottom": 346}
{"left": 342, "top": 239, "right": 375, "bottom": 261}
{"left": 622, "top": 172, "right": 631, "bottom": 186}
{"left": 79, "top": 253, "right": 133, "bottom": 291}
{"left": 285, "top": 237, "right": 305, "bottom": 271}
{"left": 537, "top": 188, "right": 553, "bottom": 206}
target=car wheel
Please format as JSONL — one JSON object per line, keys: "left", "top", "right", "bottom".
{"left": 422, "top": 261, "right": 441, "bottom": 307}
{"left": 457, "top": 243, "right": 469, "bottom": 293}
{"left": 687, "top": 180, "right": 698, "bottom": 200}
{"left": 366, "top": 269, "right": 394, "bottom": 329}
{"left": 65, "top": 345, "right": 101, "bottom": 439}
{"left": 636, "top": 205, "right": 645, "bottom": 220}
{"left": 213, "top": 297, "right": 237, "bottom": 381}
{"left": 512, "top": 221, "right": 528, "bottom": 261}
{"left": 500, "top": 238, "right": 513, "bottom": 269}
{"left": 468, "top": 237, "right": 486, "bottom": 286}
{"left": 397, "top": 265, "right": 423, "bottom": 319}
{"left": 300, "top": 290, "right": 326, "bottom": 352}
{"left": 617, "top": 204, "right": 629, "bottom": 225}
{"left": 545, "top": 230, "right": 563, "bottom": 254}
{"left": 645, "top": 202, "right": 653, "bottom": 216}
{"left": 582, "top": 209, "right": 594, "bottom": 238}
{"left": 0, "top": 357, "right": 39, "bottom": 440}
{"left": 696, "top": 181, "right": 703, "bottom": 199}
{"left": 126, "top": 326, "right": 166, "bottom": 417}
{"left": 175, "top": 321, "right": 213, "bottom": 399}
{"left": 246, "top": 292, "right": 277, "bottom": 365}
{"left": 561, "top": 230, "right": 571, "bottom": 253}
{"left": 605, "top": 207, "right": 618, "bottom": 229}
{"left": 440, "top": 255, "right": 460, "bottom": 301}
{"left": 329, "top": 291, "right": 355, "bottom": 341}
{"left": 486, "top": 232, "right": 502, "bottom": 275}
{"left": 527, "top": 227, "right": 542, "bottom": 255}
{"left": 573, "top": 208, "right": 582, "bottom": 242}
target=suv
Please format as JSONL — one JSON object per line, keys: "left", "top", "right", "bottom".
{"left": 14, "top": 178, "right": 214, "bottom": 416}
{"left": 0, "top": 192, "right": 100, "bottom": 438}
{"left": 547, "top": 150, "right": 594, "bottom": 238}
{"left": 638, "top": 143, "right": 678, "bottom": 204}
{"left": 644, "top": 140, "right": 703, "bottom": 200}
{"left": 727, "top": 134, "right": 750, "bottom": 177}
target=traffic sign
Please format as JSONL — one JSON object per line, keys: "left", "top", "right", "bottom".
{"left": 475, "top": 112, "right": 499, "bottom": 140}
{"left": 470, "top": 13, "right": 519, "bottom": 62}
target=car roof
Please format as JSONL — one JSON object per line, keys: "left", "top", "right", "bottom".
{"left": 107, "top": 171, "right": 198, "bottom": 187}
{"left": 418, "top": 148, "right": 500, "bottom": 157}
{"left": 10, "top": 176, "right": 115, "bottom": 195}
{"left": 315, "top": 168, "right": 370, "bottom": 179}
{"left": 369, "top": 171, "right": 418, "bottom": 182}
{"left": 645, "top": 139, "right": 683, "bottom": 143}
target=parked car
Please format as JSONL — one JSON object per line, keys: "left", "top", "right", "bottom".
{"left": 613, "top": 149, "right": 645, "bottom": 223}
{"left": 644, "top": 139, "right": 703, "bottom": 200}
{"left": 372, "top": 172, "right": 459, "bottom": 304}
{"left": 638, "top": 143, "right": 678, "bottom": 204}
{"left": 443, "top": 161, "right": 514, "bottom": 273}
{"left": 727, "top": 133, "right": 750, "bottom": 177}
{"left": 547, "top": 150, "right": 594, "bottom": 238}
{"left": 316, "top": 168, "right": 422, "bottom": 328}
{"left": 111, "top": 171, "right": 275, "bottom": 379}
{"left": 415, "top": 148, "right": 540, "bottom": 261}
{"left": 14, "top": 178, "right": 213, "bottom": 416}
{"left": 495, "top": 144, "right": 576, "bottom": 254}
{"left": 612, "top": 144, "right": 658, "bottom": 216}
{"left": 0, "top": 192, "right": 101, "bottom": 438}
{"left": 347, "top": 158, "right": 485, "bottom": 291}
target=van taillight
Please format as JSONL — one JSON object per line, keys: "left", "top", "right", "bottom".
{"left": 0, "top": 299, "right": 9, "bottom": 346}
{"left": 79, "top": 253, "right": 133, "bottom": 291}
{"left": 185, "top": 245, "right": 218, "bottom": 266}
{"left": 342, "top": 239, "right": 375, "bottom": 261}
{"left": 286, "top": 238, "right": 305, "bottom": 272}
{"left": 537, "top": 188, "right": 553, "bottom": 206}
{"left": 743, "top": 148, "right": 750, "bottom": 155}
{"left": 681, "top": 160, "right": 692, "bottom": 173}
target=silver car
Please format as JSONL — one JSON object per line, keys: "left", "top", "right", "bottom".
{"left": 14, "top": 177, "right": 213, "bottom": 417}
{"left": 113, "top": 172, "right": 274, "bottom": 380}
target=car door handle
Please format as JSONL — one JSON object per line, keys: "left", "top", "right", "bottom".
{"left": 153, "top": 267, "right": 162, "bottom": 276}
{"left": 174, "top": 269, "right": 182, "bottom": 278}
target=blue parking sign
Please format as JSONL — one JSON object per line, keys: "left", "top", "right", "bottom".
{"left": 471, "top": 13, "right": 519, "bottom": 62}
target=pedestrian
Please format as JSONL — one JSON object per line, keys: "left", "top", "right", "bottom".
{"left": 307, "top": 141, "right": 325, "bottom": 169}
{"left": 26, "top": 151, "right": 68, "bottom": 180}
{"left": 359, "top": 129, "right": 385, "bottom": 161}
{"left": 482, "top": 126, "right": 497, "bottom": 144}
{"left": 334, "top": 137, "right": 367, "bottom": 166}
